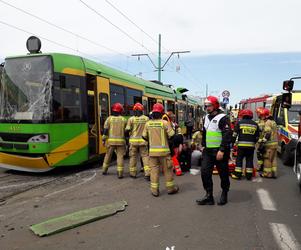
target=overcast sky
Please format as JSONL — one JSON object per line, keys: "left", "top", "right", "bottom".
{"left": 1, "top": 0, "right": 301, "bottom": 104}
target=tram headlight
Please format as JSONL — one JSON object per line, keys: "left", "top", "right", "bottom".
{"left": 27, "top": 134, "right": 49, "bottom": 143}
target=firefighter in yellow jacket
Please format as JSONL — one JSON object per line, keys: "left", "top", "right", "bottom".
{"left": 142, "top": 103, "right": 179, "bottom": 197}
{"left": 125, "top": 103, "right": 150, "bottom": 179}
{"left": 255, "top": 107, "right": 266, "bottom": 170}
{"left": 260, "top": 108, "right": 278, "bottom": 178}
{"left": 192, "top": 130, "right": 202, "bottom": 148}
{"left": 102, "top": 103, "right": 127, "bottom": 178}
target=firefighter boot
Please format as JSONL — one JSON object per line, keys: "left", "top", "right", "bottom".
{"left": 102, "top": 166, "right": 108, "bottom": 175}
{"left": 217, "top": 190, "right": 228, "bottom": 206}
{"left": 167, "top": 185, "right": 179, "bottom": 195}
{"left": 151, "top": 189, "right": 160, "bottom": 197}
{"left": 231, "top": 171, "right": 241, "bottom": 180}
{"left": 196, "top": 192, "right": 215, "bottom": 205}
{"left": 117, "top": 171, "right": 124, "bottom": 179}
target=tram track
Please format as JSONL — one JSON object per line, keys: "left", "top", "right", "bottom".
{"left": 0, "top": 168, "right": 98, "bottom": 204}
{"left": 0, "top": 176, "right": 60, "bottom": 204}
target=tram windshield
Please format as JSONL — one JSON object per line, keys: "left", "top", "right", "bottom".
{"left": 0, "top": 56, "right": 53, "bottom": 122}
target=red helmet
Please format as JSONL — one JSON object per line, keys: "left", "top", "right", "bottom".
{"left": 133, "top": 103, "right": 144, "bottom": 111}
{"left": 241, "top": 109, "right": 253, "bottom": 118}
{"left": 261, "top": 108, "right": 270, "bottom": 118}
{"left": 255, "top": 107, "right": 264, "bottom": 115}
{"left": 112, "top": 103, "right": 124, "bottom": 113}
{"left": 152, "top": 103, "right": 164, "bottom": 113}
{"left": 205, "top": 96, "right": 220, "bottom": 110}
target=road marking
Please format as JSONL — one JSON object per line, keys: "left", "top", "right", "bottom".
{"left": 270, "top": 223, "right": 300, "bottom": 250}
{"left": 45, "top": 170, "right": 97, "bottom": 198}
{"left": 256, "top": 188, "right": 277, "bottom": 211}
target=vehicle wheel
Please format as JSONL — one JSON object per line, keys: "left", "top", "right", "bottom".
{"left": 282, "top": 144, "right": 294, "bottom": 166}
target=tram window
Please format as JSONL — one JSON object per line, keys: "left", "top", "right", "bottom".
{"left": 143, "top": 99, "right": 148, "bottom": 114}
{"left": 148, "top": 98, "right": 156, "bottom": 112}
{"left": 178, "top": 103, "right": 186, "bottom": 123}
{"left": 99, "top": 93, "right": 109, "bottom": 132}
{"left": 53, "top": 74, "right": 83, "bottom": 122}
{"left": 126, "top": 88, "right": 142, "bottom": 115}
{"left": 167, "top": 101, "right": 175, "bottom": 113}
{"left": 110, "top": 84, "right": 125, "bottom": 106}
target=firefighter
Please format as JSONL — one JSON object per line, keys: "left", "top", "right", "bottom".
{"left": 142, "top": 103, "right": 179, "bottom": 197}
{"left": 102, "top": 103, "right": 127, "bottom": 178}
{"left": 125, "top": 103, "right": 150, "bottom": 179}
{"left": 162, "top": 110, "right": 183, "bottom": 176}
{"left": 260, "top": 108, "right": 278, "bottom": 178}
{"left": 191, "top": 130, "right": 202, "bottom": 148}
{"left": 196, "top": 96, "right": 232, "bottom": 206}
{"left": 231, "top": 109, "right": 260, "bottom": 180}
{"left": 255, "top": 107, "right": 266, "bottom": 171}
{"left": 162, "top": 109, "right": 173, "bottom": 124}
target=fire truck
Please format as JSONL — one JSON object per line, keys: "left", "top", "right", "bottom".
{"left": 239, "top": 94, "right": 271, "bottom": 120}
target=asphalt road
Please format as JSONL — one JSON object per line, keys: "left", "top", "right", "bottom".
{"left": 0, "top": 158, "right": 301, "bottom": 250}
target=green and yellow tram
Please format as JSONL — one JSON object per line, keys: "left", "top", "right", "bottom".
{"left": 0, "top": 37, "right": 202, "bottom": 172}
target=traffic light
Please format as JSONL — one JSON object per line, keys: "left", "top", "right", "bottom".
{"left": 283, "top": 80, "right": 294, "bottom": 91}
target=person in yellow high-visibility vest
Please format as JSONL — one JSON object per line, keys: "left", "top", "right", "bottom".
{"left": 102, "top": 103, "right": 127, "bottom": 178}
{"left": 142, "top": 103, "right": 179, "bottom": 197}
{"left": 196, "top": 96, "right": 232, "bottom": 206}
{"left": 125, "top": 103, "right": 150, "bottom": 179}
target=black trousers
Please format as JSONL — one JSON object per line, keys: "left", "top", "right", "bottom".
{"left": 201, "top": 148, "right": 230, "bottom": 193}
{"left": 186, "top": 126, "right": 193, "bottom": 139}
{"left": 236, "top": 147, "right": 255, "bottom": 178}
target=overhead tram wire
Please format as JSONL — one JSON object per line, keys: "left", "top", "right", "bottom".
{"left": 178, "top": 57, "right": 203, "bottom": 86}
{"left": 104, "top": 0, "right": 172, "bottom": 56}
{"left": 0, "top": 0, "right": 128, "bottom": 57}
{"left": 104, "top": 0, "right": 157, "bottom": 47}
{"left": 0, "top": 20, "right": 135, "bottom": 74}
{"left": 102, "top": 2, "right": 187, "bottom": 78}
{"left": 79, "top": 0, "right": 157, "bottom": 57}
{"left": 102, "top": 0, "right": 178, "bottom": 74}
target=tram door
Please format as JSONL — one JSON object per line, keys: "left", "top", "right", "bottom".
{"left": 87, "top": 74, "right": 99, "bottom": 157}
{"left": 96, "top": 76, "right": 110, "bottom": 154}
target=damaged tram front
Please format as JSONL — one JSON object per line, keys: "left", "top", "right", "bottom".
{"left": 0, "top": 51, "right": 89, "bottom": 172}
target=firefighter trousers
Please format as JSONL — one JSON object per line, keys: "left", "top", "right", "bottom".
{"left": 149, "top": 155, "right": 176, "bottom": 193}
{"left": 263, "top": 147, "right": 277, "bottom": 178}
{"left": 102, "top": 145, "right": 125, "bottom": 176}
{"left": 129, "top": 144, "right": 149, "bottom": 176}
{"left": 201, "top": 148, "right": 230, "bottom": 193}
{"left": 235, "top": 147, "right": 255, "bottom": 179}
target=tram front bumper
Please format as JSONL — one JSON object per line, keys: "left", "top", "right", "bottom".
{"left": 0, "top": 152, "right": 52, "bottom": 172}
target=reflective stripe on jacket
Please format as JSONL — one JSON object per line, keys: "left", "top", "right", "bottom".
{"left": 142, "top": 119, "right": 175, "bottom": 156}
{"left": 104, "top": 115, "right": 126, "bottom": 145}
{"left": 126, "top": 115, "right": 149, "bottom": 145}
{"left": 235, "top": 119, "right": 259, "bottom": 148}
{"left": 204, "top": 113, "right": 225, "bottom": 148}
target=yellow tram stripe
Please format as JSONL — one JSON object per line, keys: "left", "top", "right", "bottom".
{"left": 46, "top": 132, "right": 88, "bottom": 166}
{"left": 62, "top": 68, "right": 85, "bottom": 76}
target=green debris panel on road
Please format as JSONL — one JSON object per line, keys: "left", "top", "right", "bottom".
{"left": 30, "top": 200, "right": 128, "bottom": 237}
